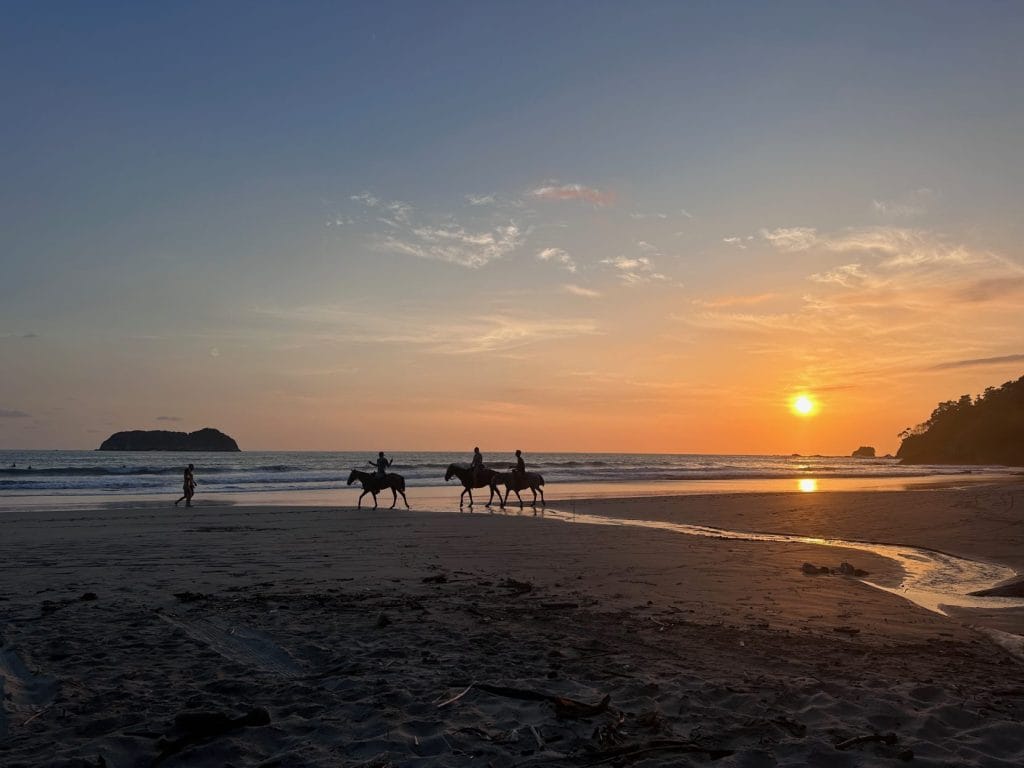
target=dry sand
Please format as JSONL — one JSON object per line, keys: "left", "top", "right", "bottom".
{"left": 2, "top": 483, "right": 1024, "bottom": 766}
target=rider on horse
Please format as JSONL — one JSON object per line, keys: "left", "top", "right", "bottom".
{"left": 510, "top": 449, "right": 525, "bottom": 484}
{"left": 369, "top": 451, "right": 392, "bottom": 480}
{"left": 470, "top": 447, "right": 484, "bottom": 484}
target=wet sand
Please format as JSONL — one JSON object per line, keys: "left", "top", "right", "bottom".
{"left": 1, "top": 483, "right": 1023, "bottom": 766}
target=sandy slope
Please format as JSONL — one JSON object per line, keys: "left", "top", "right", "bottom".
{"left": 1, "top": 484, "right": 1023, "bottom": 766}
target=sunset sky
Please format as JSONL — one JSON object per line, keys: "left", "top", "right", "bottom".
{"left": 2, "top": 2, "right": 1023, "bottom": 454}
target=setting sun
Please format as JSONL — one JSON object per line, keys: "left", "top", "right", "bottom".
{"left": 793, "top": 395, "right": 816, "bottom": 416}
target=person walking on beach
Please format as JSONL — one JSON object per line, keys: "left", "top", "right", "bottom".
{"left": 174, "top": 464, "right": 196, "bottom": 507}
{"left": 369, "top": 451, "right": 392, "bottom": 479}
{"left": 470, "top": 446, "right": 484, "bottom": 484}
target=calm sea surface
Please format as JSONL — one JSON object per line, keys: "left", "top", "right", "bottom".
{"left": 1, "top": 450, "right": 1016, "bottom": 503}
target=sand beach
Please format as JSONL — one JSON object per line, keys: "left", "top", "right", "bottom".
{"left": 2, "top": 483, "right": 1024, "bottom": 767}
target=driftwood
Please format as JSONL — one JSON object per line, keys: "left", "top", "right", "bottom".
{"left": 474, "top": 683, "right": 611, "bottom": 719}
{"left": 583, "top": 738, "right": 735, "bottom": 765}
{"left": 435, "top": 682, "right": 476, "bottom": 708}
{"left": 835, "top": 731, "right": 897, "bottom": 750}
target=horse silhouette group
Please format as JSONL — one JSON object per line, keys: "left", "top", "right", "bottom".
{"left": 345, "top": 462, "right": 545, "bottom": 509}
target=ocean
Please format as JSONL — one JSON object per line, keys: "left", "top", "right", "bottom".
{"left": 0, "top": 450, "right": 1013, "bottom": 501}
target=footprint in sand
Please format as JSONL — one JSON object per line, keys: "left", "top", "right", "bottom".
{"left": 0, "top": 644, "right": 60, "bottom": 736}
{"left": 157, "top": 613, "right": 304, "bottom": 678}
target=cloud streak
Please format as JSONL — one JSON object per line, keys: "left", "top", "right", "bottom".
{"left": 536, "top": 247, "right": 577, "bottom": 273}
{"left": 562, "top": 284, "right": 602, "bottom": 298}
{"left": 601, "top": 255, "right": 666, "bottom": 285}
{"left": 378, "top": 222, "right": 525, "bottom": 269}
{"left": 928, "top": 353, "right": 1024, "bottom": 371}
{"left": 0, "top": 408, "right": 30, "bottom": 418}
{"left": 529, "top": 182, "right": 613, "bottom": 206}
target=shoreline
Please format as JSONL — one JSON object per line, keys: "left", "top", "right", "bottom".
{"left": 2, "top": 483, "right": 1024, "bottom": 765}
{"left": 1, "top": 470, "right": 1018, "bottom": 514}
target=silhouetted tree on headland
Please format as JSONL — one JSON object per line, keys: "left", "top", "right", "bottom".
{"left": 896, "top": 375, "right": 1024, "bottom": 465}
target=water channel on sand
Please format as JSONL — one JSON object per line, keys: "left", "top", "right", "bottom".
{"left": 545, "top": 506, "right": 1024, "bottom": 656}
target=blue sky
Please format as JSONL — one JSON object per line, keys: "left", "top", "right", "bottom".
{"left": 2, "top": 2, "right": 1023, "bottom": 451}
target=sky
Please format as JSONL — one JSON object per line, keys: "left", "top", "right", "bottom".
{"left": 2, "top": 1, "right": 1023, "bottom": 454}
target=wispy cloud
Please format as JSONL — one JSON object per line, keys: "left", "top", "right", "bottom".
{"left": 760, "top": 225, "right": 995, "bottom": 270}
{"left": 155, "top": 415, "right": 182, "bottom": 422}
{"left": 351, "top": 191, "right": 414, "bottom": 223}
{"left": 562, "top": 284, "right": 602, "bottom": 298}
{"left": 349, "top": 189, "right": 526, "bottom": 269}
{"left": 252, "top": 304, "right": 599, "bottom": 356}
{"left": 928, "top": 353, "right": 1024, "bottom": 371}
{"left": 529, "top": 182, "right": 613, "bottom": 206}
{"left": 629, "top": 208, "right": 692, "bottom": 220}
{"left": 760, "top": 226, "right": 819, "bottom": 252}
{"left": 872, "top": 187, "right": 936, "bottom": 219}
{"left": 380, "top": 222, "right": 524, "bottom": 269}
{"left": 536, "top": 247, "right": 577, "bottom": 273}
{"left": 692, "top": 293, "right": 778, "bottom": 308}
{"left": 950, "top": 276, "right": 1024, "bottom": 303}
{"left": 601, "top": 255, "right": 666, "bottom": 285}
{"left": 0, "top": 408, "right": 30, "bottom": 418}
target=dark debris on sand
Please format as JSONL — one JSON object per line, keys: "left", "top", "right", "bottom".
{"left": 3, "top": 575, "right": 1024, "bottom": 767}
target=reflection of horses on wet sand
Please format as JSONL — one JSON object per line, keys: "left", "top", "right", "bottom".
{"left": 444, "top": 463, "right": 500, "bottom": 507}
{"left": 346, "top": 469, "right": 409, "bottom": 509}
{"left": 489, "top": 471, "right": 545, "bottom": 508}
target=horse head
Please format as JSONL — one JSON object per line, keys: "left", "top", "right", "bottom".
{"left": 444, "top": 463, "right": 459, "bottom": 481}
{"left": 346, "top": 469, "right": 358, "bottom": 486}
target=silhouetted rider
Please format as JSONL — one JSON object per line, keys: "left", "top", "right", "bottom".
{"left": 510, "top": 449, "right": 525, "bottom": 483}
{"left": 470, "top": 447, "right": 484, "bottom": 483}
{"left": 369, "top": 451, "right": 392, "bottom": 479}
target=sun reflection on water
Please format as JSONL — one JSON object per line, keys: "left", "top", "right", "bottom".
{"left": 798, "top": 478, "right": 818, "bottom": 493}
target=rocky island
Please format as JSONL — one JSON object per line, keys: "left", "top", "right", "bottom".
{"left": 851, "top": 446, "right": 876, "bottom": 458}
{"left": 98, "top": 427, "right": 240, "bottom": 452}
{"left": 897, "top": 375, "right": 1024, "bottom": 466}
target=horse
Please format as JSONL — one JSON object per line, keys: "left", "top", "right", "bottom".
{"left": 489, "top": 470, "right": 545, "bottom": 508}
{"left": 346, "top": 469, "right": 409, "bottom": 509}
{"left": 444, "top": 463, "right": 501, "bottom": 507}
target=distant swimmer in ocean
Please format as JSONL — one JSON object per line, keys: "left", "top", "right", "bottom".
{"left": 470, "top": 446, "right": 484, "bottom": 483}
{"left": 174, "top": 464, "right": 196, "bottom": 507}
{"left": 369, "top": 451, "right": 392, "bottom": 479}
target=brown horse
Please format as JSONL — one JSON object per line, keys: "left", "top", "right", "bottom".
{"left": 347, "top": 469, "right": 409, "bottom": 509}
{"left": 444, "top": 463, "right": 500, "bottom": 507}
{"left": 489, "top": 470, "right": 545, "bottom": 508}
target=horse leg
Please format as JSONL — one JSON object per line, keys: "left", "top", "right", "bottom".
{"left": 500, "top": 487, "right": 508, "bottom": 508}
{"left": 530, "top": 487, "right": 537, "bottom": 506}
{"left": 358, "top": 490, "right": 368, "bottom": 508}
{"left": 538, "top": 487, "right": 545, "bottom": 506}
{"left": 372, "top": 491, "right": 378, "bottom": 510}
{"left": 400, "top": 490, "right": 409, "bottom": 509}
{"left": 514, "top": 489, "right": 524, "bottom": 508}
{"left": 390, "top": 488, "right": 398, "bottom": 509}
{"left": 466, "top": 487, "right": 474, "bottom": 506}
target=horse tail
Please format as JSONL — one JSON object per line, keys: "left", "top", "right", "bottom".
{"left": 396, "top": 475, "right": 406, "bottom": 492}
{"left": 536, "top": 473, "right": 545, "bottom": 486}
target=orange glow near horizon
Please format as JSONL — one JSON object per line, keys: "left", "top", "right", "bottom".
{"left": 798, "top": 478, "right": 818, "bottom": 493}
